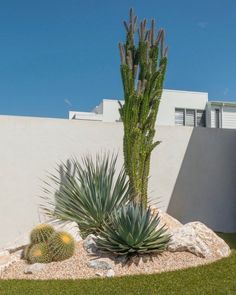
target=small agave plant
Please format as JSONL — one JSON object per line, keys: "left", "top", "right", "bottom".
{"left": 96, "top": 202, "right": 171, "bottom": 256}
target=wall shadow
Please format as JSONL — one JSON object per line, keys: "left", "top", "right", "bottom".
{"left": 167, "top": 127, "right": 236, "bottom": 232}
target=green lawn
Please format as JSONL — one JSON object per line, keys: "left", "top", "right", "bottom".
{"left": 0, "top": 233, "right": 235, "bottom": 295}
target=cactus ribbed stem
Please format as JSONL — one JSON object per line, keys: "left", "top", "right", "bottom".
{"left": 119, "top": 9, "right": 168, "bottom": 207}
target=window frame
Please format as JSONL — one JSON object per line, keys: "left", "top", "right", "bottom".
{"left": 175, "top": 108, "right": 206, "bottom": 127}
{"left": 185, "top": 109, "right": 196, "bottom": 127}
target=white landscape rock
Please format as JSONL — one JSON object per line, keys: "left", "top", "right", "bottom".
{"left": 83, "top": 234, "right": 98, "bottom": 255}
{"left": 24, "top": 263, "right": 46, "bottom": 274}
{"left": 168, "top": 221, "right": 231, "bottom": 259}
{"left": 87, "top": 258, "right": 113, "bottom": 270}
{"left": 150, "top": 207, "right": 182, "bottom": 231}
{"left": 158, "top": 210, "right": 183, "bottom": 230}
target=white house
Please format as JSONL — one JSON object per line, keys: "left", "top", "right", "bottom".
{"left": 206, "top": 101, "right": 236, "bottom": 129}
{"left": 69, "top": 89, "right": 236, "bottom": 129}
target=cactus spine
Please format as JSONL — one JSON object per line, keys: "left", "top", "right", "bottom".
{"left": 30, "top": 224, "right": 55, "bottom": 244}
{"left": 119, "top": 9, "right": 168, "bottom": 207}
{"left": 48, "top": 231, "right": 75, "bottom": 261}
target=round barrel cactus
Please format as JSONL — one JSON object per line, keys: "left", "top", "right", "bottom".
{"left": 28, "top": 243, "right": 52, "bottom": 264}
{"left": 48, "top": 231, "right": 75, "bottom": 261}
{"left": 30, "top": 224, "right": 55, "bottom": 244}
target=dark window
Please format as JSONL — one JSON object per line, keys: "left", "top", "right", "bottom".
{"left": 215, "top": 109, "right": 220, "bottom": 128}
{"left": 196, "top": 110, "right": 206, "bottom": 127}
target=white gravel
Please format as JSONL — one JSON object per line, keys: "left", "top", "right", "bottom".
{"left": 0, "top": 241, "right": 223, "bottom": 280}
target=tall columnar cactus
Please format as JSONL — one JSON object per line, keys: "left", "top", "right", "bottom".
{"left": 119, "top": 9, "right": 168, "bottom": 207}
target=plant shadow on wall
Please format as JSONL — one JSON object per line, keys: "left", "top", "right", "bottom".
{"left": 167, "top": 127, "right": 236, "bottom": 232}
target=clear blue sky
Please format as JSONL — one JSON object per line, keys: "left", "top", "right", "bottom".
{"left": 0, "top": 0, "right": 236, "bottom": 118}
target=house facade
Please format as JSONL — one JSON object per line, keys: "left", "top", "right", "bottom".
{"left": 206, "top": 101, "right": 236, "bottom": 129}
{"left": 69, "top": 89, "right": 236, "bottom": 129}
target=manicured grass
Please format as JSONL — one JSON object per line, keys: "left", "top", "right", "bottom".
{"left": 0, "top": 233, "right": 235, "bottom": 295}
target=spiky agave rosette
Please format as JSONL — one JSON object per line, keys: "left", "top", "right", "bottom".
{"left": 96, "top": 202, "right": 171, "bottom": 256}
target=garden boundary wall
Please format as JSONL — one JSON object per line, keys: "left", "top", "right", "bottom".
{"left": 0, "top": 115, "right": 235, "bottom": 249}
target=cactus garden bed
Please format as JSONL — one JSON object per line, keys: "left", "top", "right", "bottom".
{"left": 0, "top": 236, "right": 230, "bottom": 280}
{"left": 0, "top": 213, "right": 231, "bottom": 280}
{"left": 0, "top": 233, "right": 235, "bottom": 295}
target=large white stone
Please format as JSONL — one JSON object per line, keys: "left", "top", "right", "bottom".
{"left": 157, "top": 209, "right": 182, "bottom": 230}
{"left": 168, "top": 221, "right": 231, "bottom": 258}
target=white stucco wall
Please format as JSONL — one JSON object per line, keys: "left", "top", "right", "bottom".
{"left": 0, "top": 115, "right": 235, "bottom": 249}
{"left": 102, "top": 99, "right": 122, "bottom": 122}
{"left": 0, "top": 116, "right": 191, "bottom": 250}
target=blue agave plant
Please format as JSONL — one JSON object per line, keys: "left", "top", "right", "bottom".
{"left": 96, "top": 202, "right": 171, "bottom": 255}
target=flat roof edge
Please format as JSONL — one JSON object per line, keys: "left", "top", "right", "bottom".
{"left": 164, "top": 89, "right": 208, "bottom": 95}
{"left": 209, "top": 101, "right": 236, "bottom": 106}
